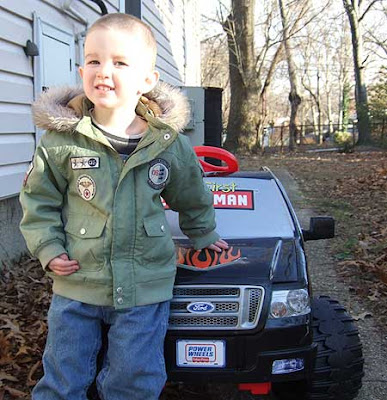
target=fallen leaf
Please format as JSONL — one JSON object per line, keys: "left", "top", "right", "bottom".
{"left": 26, "top": 361, "right": 41, "bottom": 387}
{"left": 368, "top": 290, "right": 380, "bottom": 301}
{"left": 4, "top": 386, "right": 28, "bottom": 398}
{"left": 0, "top": 318, "right": 21, "bottom": 334}
{"left": 15, "top": 346, "right": 32, "bottom": 358}
{"left": 352, "top": 311, "right": 373, "bottom": 321}
{"left": 0, "top": 373, "right": 18, "bottom": 383}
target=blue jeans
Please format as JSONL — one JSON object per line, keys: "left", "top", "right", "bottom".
{"left": 32, "top": 294, "right": 170, "bottom": 400}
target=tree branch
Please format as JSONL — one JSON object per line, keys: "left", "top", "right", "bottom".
{"left": 359, "top": 0, "right": 381, "bottom": 22}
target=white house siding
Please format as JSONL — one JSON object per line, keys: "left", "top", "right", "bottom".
{"left": 141, "top": 0, "right": 201, "bottom": 87}
{"left": 0, "top": 0, "right": 123, "bottom": 265}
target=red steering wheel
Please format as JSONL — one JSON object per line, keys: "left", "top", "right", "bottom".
{"left": 193, "top": 146, "right": 239, "bottom": 175}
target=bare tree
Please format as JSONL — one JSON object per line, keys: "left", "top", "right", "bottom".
{"left": 299, "top": 26, "right": 320, "bottom": 142}
{"left": 298, "top": 4, "right": 349, "bottom": 142}
{"left": 342, "top": 0, "right": 383, "bottom": 144}
{"left": 203, "top": 0, "right": 385, "bottom": 151}
{"left": 201, "top": 34, "right": 230, "bottom": 123}
{"left": 222, "top": 0, "right": 287, "bottom": 151}
{"left": 337, "top": 13, "right": 352, "bottom": 133}
{"left": 364, "top": 4, "right": 387, "bottom": 60}
{"left": 221, "top": 0, "right": 261, "bottom": 151}
{"left": 221, "top": 0, "right": 324, "bottom": 151}
{"left": 278, "top": 0, "right": 310, "bottom": 150}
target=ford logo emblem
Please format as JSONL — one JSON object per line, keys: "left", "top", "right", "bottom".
{"left": 186, "top": 302, "right": 215, "bottom": 314}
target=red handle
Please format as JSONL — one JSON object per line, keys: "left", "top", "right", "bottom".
{"left": 193, "top": 146, "right": 239, "bottom": 174}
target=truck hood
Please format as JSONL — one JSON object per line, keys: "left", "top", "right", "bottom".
{"left": 175, "top": 238, "right": 301, "bottom": 285}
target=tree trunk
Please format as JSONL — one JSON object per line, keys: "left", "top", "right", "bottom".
{"left": 279, "top": 0, "right": 302, "bottom": 151}
{"left": 338, "top": 14, "right": 351, "bottom": 132}
{"left": 223, "top": 0, "right": 260, "bottom": 152}
{"left": 343, "top": 0, "right": 371, "bottom": 144}
{"left": 327, "top": 93, "right": 333, "bottom": 135}
{"left": 316, "top": 69, "right": 322, "bottom": 144}
{"left": 312, "top": 104, "right": 318, "bottom": 135}
{"left": 342, "top": 80, "right": 350, "bottom": 133}
{"left": 325, "top": 54, "right": 333, "bottom": 136}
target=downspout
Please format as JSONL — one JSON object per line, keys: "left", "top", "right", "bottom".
{"left": 61, "top": 0, "right": 108, "bottom": 25}
{"left": 88, "top": 0, "right": 108, "bottom": 15}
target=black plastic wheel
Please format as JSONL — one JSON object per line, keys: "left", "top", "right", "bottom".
{"left": 272, "top": 296, "right": 364, "bottom": 400}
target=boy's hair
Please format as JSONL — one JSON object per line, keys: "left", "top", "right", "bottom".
{"left": 87, "top": 13, "right": 157, "bottom": 69}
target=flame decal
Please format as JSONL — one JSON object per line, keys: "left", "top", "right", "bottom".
{"left": 177, "top": 247, "right": 186, "bottom": 264}
{"left": 191, "top": 248, "right": 219, "bottom": 268}
{"left": 219, "top": 247, "right": 241, "bottom": 263}
{"left": 176, "top": 246, "right": 241, "bottom": 269}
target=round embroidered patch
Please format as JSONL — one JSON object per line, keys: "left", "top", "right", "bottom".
{"left": 148, "top": 158, "right": 170, "bottom": 189}
{"left": 77, "top": 175, "right": 96, "bottom": 201}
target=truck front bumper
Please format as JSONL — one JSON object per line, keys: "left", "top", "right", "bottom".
{"left": 165, "top": 320, "right": 317, "bottom": 384}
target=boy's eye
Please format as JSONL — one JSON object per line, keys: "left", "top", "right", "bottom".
{"left": 115, "top": 61, "right": 128, "bottom": 66}
{"left": 88, "top": 60, "right": 99, "bottom": 65}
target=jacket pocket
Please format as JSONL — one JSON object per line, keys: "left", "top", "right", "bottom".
{"left": 64, "top": 213, "right": 107, "bottom": 272}
{"left": 141, "top": 214, "right": 175, "bottom": 267}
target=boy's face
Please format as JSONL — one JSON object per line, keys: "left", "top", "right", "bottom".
{"left": 79, "top": 27, "right": 158, "bottom": 112}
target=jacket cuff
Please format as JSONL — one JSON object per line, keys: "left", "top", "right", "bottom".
{"left": 36, "top": 241, "right": 67, "bottom": 270}
{"left": 191, "top": 230, "right": 220, "bottom": 250}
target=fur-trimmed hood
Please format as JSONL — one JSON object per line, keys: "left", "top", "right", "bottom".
{"left": 32, "top": 81, "right": 190, "bottom": 133}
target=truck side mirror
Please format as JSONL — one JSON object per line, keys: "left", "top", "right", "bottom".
{"left": 302, "top": 217, "right": 335, "bottom": 241}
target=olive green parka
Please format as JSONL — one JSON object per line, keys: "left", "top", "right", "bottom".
{"left": 19, "top": 83, "right": 218, "bottom": 309}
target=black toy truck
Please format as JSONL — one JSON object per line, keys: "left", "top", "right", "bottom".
{"left": 163, "top": 147, "right": 364, "bottom": 399}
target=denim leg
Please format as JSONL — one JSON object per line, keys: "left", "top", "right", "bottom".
{"left": 97, "top": 300, "right": 170, "bottom": 400}
{"left": 32, "top": 295, "right": 102, "bottom": 400}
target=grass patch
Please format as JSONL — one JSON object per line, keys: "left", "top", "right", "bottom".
{"left": 335, "top": 237, "right": 358, "bottom": 260}
{"left": 308, "top": 198, "right": 354, "bottom": 221}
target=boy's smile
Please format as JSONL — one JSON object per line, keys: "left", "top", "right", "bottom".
{"left": 79, "top": 27, "right": 158, "bottom": 121}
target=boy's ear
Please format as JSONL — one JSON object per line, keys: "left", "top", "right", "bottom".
{"left": 141, "top": 70, "right": 159, "bottom": 94}
{"left": 79, "top": 66, "right": 84, "bottom": 80}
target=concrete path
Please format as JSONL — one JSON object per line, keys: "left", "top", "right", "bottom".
{"left": 273, "top": 168, "right": 387, "bottom": 400}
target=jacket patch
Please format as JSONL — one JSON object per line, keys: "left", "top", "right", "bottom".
{"left": 77, "top": 175, "right": 96, "bottom": 201}
{"left": 71, "top": 156, "right": 100, "bottom": 170}
{"left": 148, "top": 158, "right": 170, "bottom": 189}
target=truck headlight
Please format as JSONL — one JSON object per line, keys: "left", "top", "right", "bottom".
{"left": 269, "top": 289, "right": 310, "bottom": 318}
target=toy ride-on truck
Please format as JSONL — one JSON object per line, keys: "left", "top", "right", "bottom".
{"left": 163, "top": 147, "right": 364, "bottom": 400}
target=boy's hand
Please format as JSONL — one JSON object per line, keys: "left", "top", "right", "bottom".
{"left": 206, "top": 239, "right": 229, "bottom": 253}
{"left": 47, "top": 253, "right": 79, "bottom": 276}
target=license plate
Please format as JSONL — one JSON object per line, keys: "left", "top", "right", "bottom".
{"left": 176, "top": 340, "right": 226, "bottom": 368}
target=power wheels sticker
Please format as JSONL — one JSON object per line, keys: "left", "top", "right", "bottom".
{"left": 148, "top": 158, "right": 170, "bottom": 190}
{"left": 77, "top": 175, "right": 96, "bottom": 201}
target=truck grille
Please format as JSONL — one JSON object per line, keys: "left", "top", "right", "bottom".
{"left": 169, "top": 285, "right": 264, "bottom": 330}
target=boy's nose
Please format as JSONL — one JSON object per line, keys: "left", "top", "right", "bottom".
{"left": 96, "top": 64, "right": 112, "bottom": 79}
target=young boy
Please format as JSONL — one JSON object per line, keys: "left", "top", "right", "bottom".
{"left": 20, "top": 13, "right": 227, "bottom": 400}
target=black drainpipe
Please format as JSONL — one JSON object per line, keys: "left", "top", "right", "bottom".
{"left": 88, "top": 0, "right": 108, "bottom": 15}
